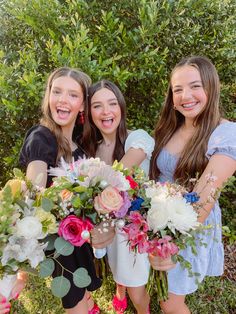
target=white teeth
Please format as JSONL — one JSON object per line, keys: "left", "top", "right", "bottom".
{"left": 57, "top": 107, "right": 70, "bottom": 112}
{"left": 182, "top": 103, "right": 195, "bottom": 108}
{"left": 102, "top": 118, "right": 113, "bottom": 121}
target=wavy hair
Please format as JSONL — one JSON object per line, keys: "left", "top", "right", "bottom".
{"left": 82, "top": 80, "right": 128, "bottom": 161}
{"left": 40, "top": 67, "right": 91, "bottom": 162}
{"left": 150, "top": 56, "right": 221, "bottom": 185}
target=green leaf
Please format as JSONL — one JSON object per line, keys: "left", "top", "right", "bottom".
{"left": 71, "top": 195, "right": 82, "bottom": 208}
{"left": 73, "top": 186, "right": 87, "bottom": 193}
{"left": 73, "top": 267, "right": 91, "bottom": 288}
{"left": 41, "top": 198, "right": 54, "bottom": 212}
{"left": 86, "top": 212, "right": 97, "bottom": 224}
{"left": 54, "top": 237, "right": 74, "bottom": 256}
{"left": 39, "top": 258, "right": 55, "bottom": 278}
{"left": 45, "top": 234, "right": 58, "bottom": 251}
{"left": 13, "top": 168, "right": 24, "bottom": 179}
{"left": 51, "top": 276, "right": 70, "bottom": 298}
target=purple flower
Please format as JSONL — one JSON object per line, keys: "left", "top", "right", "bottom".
{"left": 114, "top": 192, "right": 131, "bottom": 218}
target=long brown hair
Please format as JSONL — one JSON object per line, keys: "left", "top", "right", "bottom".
{"left": 40, "top": 67, "right": 91, "bottom": 162}
{"left": 150, "top": 56, "right": 221, "bottom": 184}
{"left": 82, "top": 80, "right": 128, "bottom": 161}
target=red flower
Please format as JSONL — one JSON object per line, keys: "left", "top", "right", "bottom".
{"left": 126, "top": 176, "right": 139, "bottom": 189}
{"left": 58, "top": 215, "right": 93, "bottom": 247}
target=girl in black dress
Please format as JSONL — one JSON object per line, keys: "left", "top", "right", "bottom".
{"left": 19, "top": 67, "right": 101, "bottom": 314}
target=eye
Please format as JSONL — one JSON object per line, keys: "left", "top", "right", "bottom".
{"left": 70, "top": 93, "right": 79, "bottom": 98}
{"left": 191, "top": 84, "right": 202, "bottom": 89}
{"left": 92, "top": 104, "right": 101, "bottom": 109}
{"left": 110, "top": 102, "right": 119, "bottom": 106}
{"left": 173, "top": 88, "right": 182, "bottom": 94}
{"left": 52, "top": 89, "right": 61, "bottom": 95}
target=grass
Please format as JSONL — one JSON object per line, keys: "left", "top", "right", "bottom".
{"left": 11, "top": 274, "right": 235, "bottom": 314}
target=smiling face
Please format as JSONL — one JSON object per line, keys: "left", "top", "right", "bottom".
{"left": 49, "top": 76, "right": 84, "bottom": 131}
{"left": 90, "top": 88, "right": 121, "bottom": 139}
{"left": 171, "top": 65, "right": 208, "bottom": 123}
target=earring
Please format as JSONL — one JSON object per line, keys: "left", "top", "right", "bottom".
{"left": 77, "top": 111, "right": 85, "bottom": 125}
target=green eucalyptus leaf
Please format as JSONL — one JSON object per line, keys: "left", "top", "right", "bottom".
{"left": 73, "top": 267, "right": 91, "bottom": 288}
{"left": 54, "top": 237, "right": 74, "bottom": 256}
{"left": 41, "top": 198, "right": 54, "bottom": 212}
{"left": 51, "top": 276, "right": 70, "bottom": 298}
{"left": 39, "top": 258, "right": 55, "bottom": 278}
{"left": 45, "top": 234, "right": 58, "bottom": 251}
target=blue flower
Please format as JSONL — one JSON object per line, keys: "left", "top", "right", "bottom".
{"left": 183, "top": 192, "right": 200, "bottom": 204}
{"left": 129, "top": 197, "right": 144, "bottom": 211}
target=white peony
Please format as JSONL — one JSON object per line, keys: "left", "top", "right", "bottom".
{"left": 166, "top": 196, "right": 199, "bottom": 234}
{"left": 16, "top": 216, "right": 43, "bottom": 239}
{"left": 147, "top": 193, "right": 170, "bottom": 232}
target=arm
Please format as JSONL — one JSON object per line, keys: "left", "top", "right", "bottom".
{"left": 120, "top": 147, "right": 146, "bottom": 169}
{"left": 194, "top": 154, "right": 236, "bottom": 223}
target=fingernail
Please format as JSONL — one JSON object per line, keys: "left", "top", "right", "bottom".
{"left": 0, "top": 297, "right": 7, "bottom": 303}
{"left": 13, "top": 292, "right": 19, "bottom": 299}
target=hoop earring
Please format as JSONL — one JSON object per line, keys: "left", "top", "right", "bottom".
{"left": 77, "top": 111, "right": 85, "bottom": 125}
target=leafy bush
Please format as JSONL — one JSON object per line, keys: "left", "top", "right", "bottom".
{"left": 0, "top": 0, "right": 235, "bottom": 190}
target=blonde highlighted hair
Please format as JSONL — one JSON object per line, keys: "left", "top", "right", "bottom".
{"left": 150, "top": 56, "right": 221, "bottom": 185}
{"left": 40, "top": 67, "right": 91, "bottom": 162}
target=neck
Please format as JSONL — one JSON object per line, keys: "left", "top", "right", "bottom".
{"left": 62, "top": 126, "right": 75, "bottom": 150}
{"left": 101, "top": 134, "right": 116, "bottom": 147}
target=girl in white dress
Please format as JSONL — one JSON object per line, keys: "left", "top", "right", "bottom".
{"left": 82, "top": 80, "right": 154, "bottom": 314}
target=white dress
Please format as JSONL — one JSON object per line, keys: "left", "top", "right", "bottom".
{"left": 107, "top": 129, "right": 155, "bottom": 286}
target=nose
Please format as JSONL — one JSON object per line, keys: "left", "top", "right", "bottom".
{"left": 59, "top": 92, "right": 68, "bottom": 103}
{"left": 182, "top": 87, "right": 192, "bottom": 100}
{"left": 102, "top": 104, "right": 110, "bottom": 114}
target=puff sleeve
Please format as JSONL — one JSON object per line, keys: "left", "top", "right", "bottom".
{"left": 125, "top": 129, "right": 155, "bottom": 159}
{"left": 206, "top": 122, "right": 236, "bottom": 160}
{"left": 19, "top": 125, "right": 58, "bottom": 168}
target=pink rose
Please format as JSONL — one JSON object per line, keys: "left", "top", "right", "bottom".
{"left": 58, "top": 215, "right": 93, "bottom": 247}
{"left": 94, "top": 186, "right": 123, "bottom": 214}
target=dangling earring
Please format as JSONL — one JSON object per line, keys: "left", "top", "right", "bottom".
{"left": 77, "top": 111, "right": 85, "bottom": 125}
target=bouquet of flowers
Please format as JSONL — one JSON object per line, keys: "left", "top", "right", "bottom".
{"left": 123, "top": 180, "right": 202, "bottom": 301}
{"left": 0, "top": 169, "right": 55, "bottom": 300}
{"left": 37, "top": 157, "right": 134, "bottom": 298}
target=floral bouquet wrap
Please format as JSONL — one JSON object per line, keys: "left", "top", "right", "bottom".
{"left": 37, "top": 157, "right": 134, "bottom": 298}
{"left": 0, "top": 169, "right": 55, "bottom": 300}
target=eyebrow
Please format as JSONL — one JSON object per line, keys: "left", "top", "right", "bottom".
{"left": 172, "top": 80, "right": 202, "bottom": 88}
{"left": 91, "top": 98, "right": 118, "bottom": 105}
{"left": 52, "top": 87, "right": 81, "bottom": 93}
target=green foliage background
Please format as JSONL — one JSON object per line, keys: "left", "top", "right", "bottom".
{"left": 0, "top": 1, "right": 235, "bottom": 312}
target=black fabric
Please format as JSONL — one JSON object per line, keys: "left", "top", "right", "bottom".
{"left": 19, "top": 125, "right": 101, "bottom": 308}
{"left": 19, "top": 125, "right": 58, "bottom": 187}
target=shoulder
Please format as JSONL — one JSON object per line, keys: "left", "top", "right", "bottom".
{"left": 206, "top": 121, "right": 236, "bottom": 160}
{"left": 19, "top": 125, "right": 58, "bottom": 167}
{"left": 25, "top": 125, "right": 57, "bottom": 143}
{"left": 125, "top": 129, "right": 155, "bottom": 158}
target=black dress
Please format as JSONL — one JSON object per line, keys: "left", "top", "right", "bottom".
{"left": 19, "top": 125, "right": 101, "bottom": 309}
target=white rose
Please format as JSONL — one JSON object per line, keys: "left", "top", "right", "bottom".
{"left": 145, "top": 184, "right": 169, "bottom": 199}
{"left": 16, "top": 216, "right": 43, "bottom": 239}
{"left": 166, "top": 197, "right": 199, "bottom": 234}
